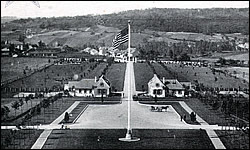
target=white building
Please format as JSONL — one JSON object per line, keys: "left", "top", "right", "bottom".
{"left": 64, "top": 75, "right": 111, "bottom": 97}
{"left": 164, "top": 79, "right": 185, "bottom": 98}
{"left": 148, "top": 74, "right": 165, "bottom": 97}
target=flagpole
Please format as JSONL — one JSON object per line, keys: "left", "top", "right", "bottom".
{"left": 127, "top": 19, "right": 131, "bottom": 135}
{"left": 119, "top": 20, "right": 140, "bottom": 142}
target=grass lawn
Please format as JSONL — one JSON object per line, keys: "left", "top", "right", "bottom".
{"left": 2, "top": 61, "right": 124, "bottom": 98}
{"left": 1, "top": 61, "right": 100, "bottom": 97}
{"left": 139, "top": 101, "right": 199, "bottom": 125}
{"left": 134, "top": 63, "right": 154, "bottom": 91}
{"left": 43, "top": 129, "right": 214, "bottom": 149}
{"left": 215, "top": 130, "right": 249, "bottom": 149}
{"left": 1, "top": 98, "right": 43, "bottom": 122}
{"left": 216, "top": 66, "right": 249, "bottom": 82}
{"left": 1, "top": 57, "right": 54, "bottom": 83}
{"left": 164, "top": 63, "right": 248, "bottom": 89}
{"left": 2, "top": 98, "right": 75, "bottom": 126}
{"left": 185, "top": 98, "right": 233, "bottom": 126}
{"left": 1, "top": 129, "right": 43, "bottom": 149}
{"left": 151, "top": 62, "right": 175, "bottom": 79}
{"left": 106, "top": 63, "right": 126, "bottom": 92}
{"left": 86, "top": 62, "right": 107, "bottom": 78}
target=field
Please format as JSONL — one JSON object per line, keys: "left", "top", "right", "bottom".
{"left": 223, "top": 52, "right": 249, "bottom": 61}
{"left": 24, "top": 26, "right": 120, "bottom": 47}
{"left": 215, "top": 130, "right": 249, "bottom": 149}
{"left": 43, "top": 129, "right": 214, "bottom": 149}
{"left": 185, "top": 98, "right": 230, "bottom": 126}
{"left": 1, "top": 97, "right": 42, "bottom": 122}
{"left": 1, "top": 129, "right": 43, "bottom": 149}
{"left": 106, "top": 63, "right": 126, "bottom": 92}
{"left": 1, "top": 98, "right": 75, "bottom": 126}
{"left": 134, "top": 63, "right": 154, "bottom": 91}
{"left": 1, "top": 61, "right": 127, "bottom": 98}
{"left": 216, "top": 67, "right": 249, "bottom": 82}
{"left": 164, "top": 63, "right": 249, "bottom": 89}
{"left": 152, "top": 62, "right": 188, "bottom": 81}
{"left": 1, "top": 57, "right": 54, "bottom": 83}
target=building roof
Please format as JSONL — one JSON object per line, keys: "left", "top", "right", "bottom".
{"left": 148, "top": 74, "right": 165, "bottom": 87}
{"left": 66, "top": 75, "right": 110, "bottom": 89}
{"left": 97, "top": 75, "right": 111, "bottom": 87}
{"left": 164, "top": 79, "right": 184, "bottom": 90}
{"left": 9, "top": 40, "right": 23, "bottom": 45}
{"left": 68, "top": 79, "right": 96, "bottom": 89}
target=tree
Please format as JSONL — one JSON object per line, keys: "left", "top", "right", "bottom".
{"left": 4, "top": 106, "right": 10, "bottom": 118}
{"left": 36, "top": 105, "right": 41, "bottom": 115}
{"left": 11, "top": 101, "right": 20, "bottom": 118}
{"left": 4, "top": 134, "right": 12, "bottom": 148}
{"left": 19, "top": 98, "right": 24, "bottom": 113}
{"left": 1, "top": 107, "right": 6, "bottom": 120}
{"left": 154, "top": 95, "right": 158, "bottom": 103}
{"left": 179, "top": 53, "right": 190, "bottom": 61}
{"left": 64, "top": 112, "right": 69, "bottom": 123}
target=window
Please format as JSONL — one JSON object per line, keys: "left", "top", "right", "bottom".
{"left": 100, "top": 82, "right": 104, "bottom": 87}
{"left": 155, "top": 83, "right": 160, "bottom": 87}
{"left": 153, "top": 89, "right": 157, "bottom": 94}
{"left": 84, "top": 89, "right": 87, "bottom": 93}
{"left": 98, "top": 89, "right": 102, "bottom": 94}
{"left": 157, "top": 89, "right": 162, "bottom": 95}
{"left": 178, "top": 90, "right": 182, "bottom": 94}
{"left": 79, "top": 89, "right": 82, "bottom": 93}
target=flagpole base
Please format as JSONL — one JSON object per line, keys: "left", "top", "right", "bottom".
{"left": 119, "top": 131, "right": 140, "bottom": 142}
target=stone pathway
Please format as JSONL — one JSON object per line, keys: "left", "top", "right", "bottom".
{"left": 31, "top": 101, "right": 81, "bottom": 149}
{"left": 179, "top": 101, "right": 225, "bottom": 149}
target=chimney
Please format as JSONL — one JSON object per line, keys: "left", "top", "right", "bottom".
{"left": 95, "top": 76, "right": 97, "bottom": 83}
{"left": 163, "top": 77, "right": 165, "bottom": 84}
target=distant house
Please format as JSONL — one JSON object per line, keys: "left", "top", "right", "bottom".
{"left": 90, "top": 49, "right": 99, "bottom": 55}
{"left": 237, "top": 42, "right": 249, "bottom": 51}
{"left": 28, "top": 48, "right": 61, "bottom": 58}
{"left": 1, "top": 47, "right": 10, "bottom": 57}
{"left": 9, "top": 40, "right": 23, "bottom": 50}
{"left": 98, "top": 47, "right": 108, "bottom": 55}
{"left": 64, "top": 75, "right": 111, "bottom": 97}
{"left": 148, "top": 74, "right": 165, "bottom": 97}
{"left": 57, "top": 57, "right": 82, "bottom": 65}
{"left": 114, "top": 48, "right": 139, "bottom": 63}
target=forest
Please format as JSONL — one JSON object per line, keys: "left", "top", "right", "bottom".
{"left": 1, "top": 8, "right": 249, "bottom": 34}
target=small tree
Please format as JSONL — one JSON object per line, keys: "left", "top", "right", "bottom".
{"left": 154, "top": 95, "right": 158, "bottom": 103}
{"left": 36, "top": 105, "right": 41, "bottom": 115}
{"left": 19, "top": 98, "right": 24, "bottom": 114}
{"left": 4, "top": 106, "right": 10, "bottom": 118}
{"left": 25, "top": 96, "right": 29, "bottom": 104}
{"left": 11, "top": 101, "right": 20, "bottom": 118}
{"left": 1, "top": 107, "right": 6, "bottom": 120}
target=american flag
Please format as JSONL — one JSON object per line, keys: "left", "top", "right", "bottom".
{"left": 112, "top": 27, "right": 128, "bottom": 49}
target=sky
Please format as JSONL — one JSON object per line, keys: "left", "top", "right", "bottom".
{"left": 1, "top": 1, "right": 249, "bottom": 18}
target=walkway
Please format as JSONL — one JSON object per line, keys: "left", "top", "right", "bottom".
{"left": 179, "top": 101, "right": 226, "bottom": 149}
{"left": 31, "top": 101, "right": 81, "bottom": 149}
